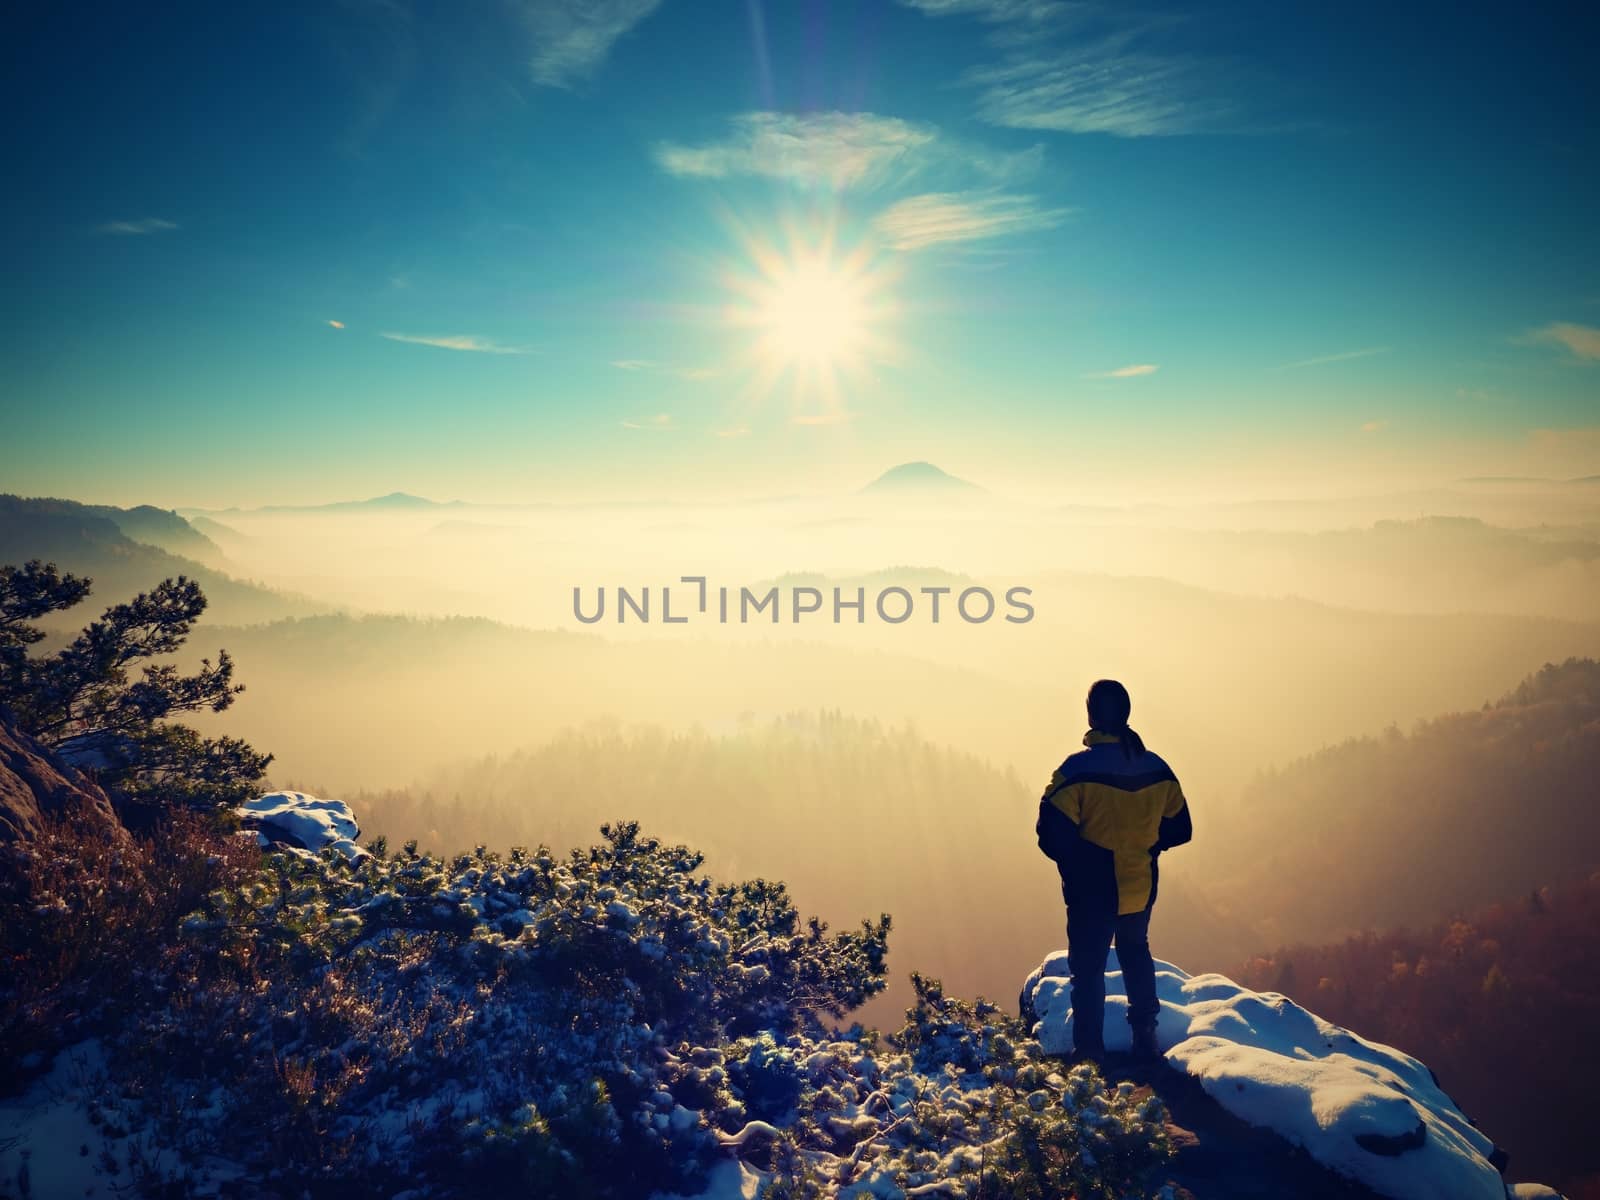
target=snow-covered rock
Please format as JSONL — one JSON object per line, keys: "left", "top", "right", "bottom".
{"left": 235, "top": 790, "right": 366, "bottom": 861}
{"left": 1022, "top": 950, "right": 1553, "bottom": 1200}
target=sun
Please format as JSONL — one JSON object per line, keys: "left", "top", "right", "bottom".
{"left": 722, "top": 225, "right": 900, "bottom": 416}
{"left": 759, "top": 255, "right": 870, "bottom": 367}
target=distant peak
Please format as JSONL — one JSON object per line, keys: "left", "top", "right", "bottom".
{"left": 367, "top": 491, "right": 437, "bottom": 507}
{"left": 861, "top": 462, "right": 981, "bottom": 494}
{"left": 240, "top": 491, "right": 452, "bottom": 513}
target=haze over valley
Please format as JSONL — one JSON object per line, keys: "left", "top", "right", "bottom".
{"left": 7, "top": 468, "right": 1597, "bottom": 1040}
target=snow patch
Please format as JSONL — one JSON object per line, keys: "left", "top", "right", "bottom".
{"left": 0, "top": 1041, "right": 244, "bottom": 1198}
{"left": 236, "top": 790, "right": 366, "bottom": 861}
{"left": 1023, "top": 951, "right": 1534, "bottom": 1200}
{"left": 650, "top": 1157, "right": 769, "bottom": 1200}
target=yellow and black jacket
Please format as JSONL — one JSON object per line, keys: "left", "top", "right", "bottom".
{"left": 1036, "top": 730, "right": 1192, "bottom": 915}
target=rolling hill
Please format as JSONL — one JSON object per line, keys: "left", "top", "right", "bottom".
{"left": 0, "top": 494, "right": 333, "bottom": 628}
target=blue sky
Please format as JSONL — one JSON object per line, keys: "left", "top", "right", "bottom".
{"left": 2, "top": 0, "right": 1597, "bottom": 506}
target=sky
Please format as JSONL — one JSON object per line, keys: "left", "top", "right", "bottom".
{"left": 2, "top": 0, "right": 1597, "bottom": 507}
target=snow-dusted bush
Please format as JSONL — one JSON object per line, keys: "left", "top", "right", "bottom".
{"left": 705, "top": 974, "right": 1172, "bottom": 1199}
{"left": 80, "top": 820, "right": 890, "bottom": 1195}
{"left": 3, "top": 821, "right": 1174, "bottom": 1199}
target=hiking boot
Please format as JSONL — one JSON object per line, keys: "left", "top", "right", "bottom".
{"left": 1070, "top": 1042, "right": 1106, "bottom": 1069}
{"left": 1129, "top": 1022, "right": 1161, "bottom": 1062}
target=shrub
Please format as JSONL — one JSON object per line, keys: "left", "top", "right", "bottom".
{"left": 9, "top": 821, "right": 1172, "bottom": 1199}
{"left": 0, "top": 808, "right": 255, "bottom": 1073}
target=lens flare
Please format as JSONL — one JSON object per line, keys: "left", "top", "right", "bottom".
{"left": 722, "top": 219, "right": 901, "bottom": 423}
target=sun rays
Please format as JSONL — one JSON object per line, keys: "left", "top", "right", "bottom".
{"left": 720, "top": 217, "right": 902, "bottom": 425}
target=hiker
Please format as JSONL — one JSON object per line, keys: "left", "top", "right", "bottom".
{"left": 1035, "top": 679, "right": 1192, "bottom": 1063}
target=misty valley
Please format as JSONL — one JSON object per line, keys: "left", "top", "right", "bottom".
{"left": 3, "top": 470, "right": 1597, "bottom": 1195}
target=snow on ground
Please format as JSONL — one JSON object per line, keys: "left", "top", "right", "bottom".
{"left": 0, "top": 1040, "right": 244, "bottom": 1198}
{"left": 236, "top": 789, "right": 366, "bottom": 861}
{"left": 0, "top": 1040, "right": 119, "bottom": 1198}
{"left": 1023, "top": 950, "right": 1536, "bottom": 1200}
{"left": 650, "top": 1159, "right": 769, "bottom": 1200}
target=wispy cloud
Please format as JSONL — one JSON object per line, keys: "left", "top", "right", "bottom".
{"left": 655, "top": 111, "right": 1041, "bottom": 190}
{"left": 621, "top": 412, "right": 674, "bottom": 431}
{"left": 901, "top": 4, "right": 1248, "bottom": 138}
{"left": 1531, "top": 322, "right": 1600, "bottom": 362}
{"left": 611, "top": 359, "right": 718, "bottom": 381}
{"left": 517, "top": 0, "right": 663, "bottom": 88}
{"left": 873, "top": 191, "right": 1068, "bottom": 250}
{"left": 1275, "top": 347, "right": 1388, "bottom": 370}
{"left": 327, "top": 320, "right": 346, "bottom": 330}
{"left": 714, "top": 425, "right": 751, "bottom": 438}
{"left": 1360, "top": 419, "right": 1389, "bottom": 433}
{"left": 965, "top": 46, "right": 1235, "bottom": 137}
{"left": 1085, "top": 363, "right": 1159, "bottom": 379}
{"left": 381, "top": 333, "right": 530, "bottom": 354}
{"left": 95, "top": 217, "right": 178, "bottom": 235}
{"left": 900, "top": 0, "right": 1067, "bottom": 19}
{"left": 656, "top": 112, "right": 936, "bottom": 189}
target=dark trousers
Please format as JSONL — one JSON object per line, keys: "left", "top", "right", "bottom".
{"left": 1067, "top": 903, "right": 1158, "bottom": 1053}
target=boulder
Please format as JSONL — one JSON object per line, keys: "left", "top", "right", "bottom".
{"left": 1021, "top": 950, "right": 1532, "bottom": 1200}
{"left": 0, "top": 711, "right": 125, "bottom": 843}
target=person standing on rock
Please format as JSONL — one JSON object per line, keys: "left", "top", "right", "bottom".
{"left": 1035, "top": 679, "right": 1192, "bottom": 1064}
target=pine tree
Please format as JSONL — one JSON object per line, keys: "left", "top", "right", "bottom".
{"left": 0, "top": 558, "right": 271, "bottom": 817}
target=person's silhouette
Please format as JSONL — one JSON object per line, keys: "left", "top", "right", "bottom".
{"left": 1035, "top": 679, "right": 1192, "bottom": 1063}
